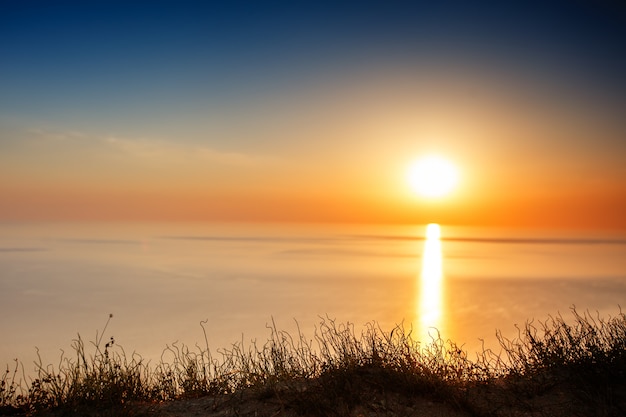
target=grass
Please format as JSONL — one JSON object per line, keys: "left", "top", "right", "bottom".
{"left": 1, "top": 307, "right": 626, "bottom": 416}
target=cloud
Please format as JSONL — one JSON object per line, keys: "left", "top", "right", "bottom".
{"left": 0, "top": 126, "right": 280, "bottom": 191}
{"left": 104, "top": 135, "right": 262, "bottom": 166}
{"left": 12, "top": 127, "right": 271, "bottom": 167}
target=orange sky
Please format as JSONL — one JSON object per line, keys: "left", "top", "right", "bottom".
{"left": 1, "top": 71, "right": 626, "bottom": 229}
{"left": 2, "top": 96, "right": 625, "bottom": 229}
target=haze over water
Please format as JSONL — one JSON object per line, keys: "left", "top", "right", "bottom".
{"left": 2, "top": 222, "right": 625, "bottom": 372}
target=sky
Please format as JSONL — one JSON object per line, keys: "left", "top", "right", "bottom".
{"left": 1, "top": 0, "right": 625, "bottom": 228}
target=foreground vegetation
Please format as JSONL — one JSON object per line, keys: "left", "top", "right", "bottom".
{"left": 2, "top": 308, "right": 626, "bottom": 416}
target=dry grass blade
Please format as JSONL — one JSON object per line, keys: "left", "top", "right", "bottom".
{"left": 1, "top": 307, "right": 625, "bottom": 416}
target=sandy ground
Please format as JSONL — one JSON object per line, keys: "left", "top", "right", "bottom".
{"left": 134, "top": 392, "right": 470, "bottom": 417}
{"left": 4, "top": 370, "right": 624, "bottom": 417}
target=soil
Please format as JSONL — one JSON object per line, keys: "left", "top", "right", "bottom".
{"left": 5, "top": 368, "right": 626, "bottom": 417}
{"left": 120, "top": 391, "right": 470, "bottom": 417}
{"left": 19, "top": 380, "right": 622, "bottom": 417}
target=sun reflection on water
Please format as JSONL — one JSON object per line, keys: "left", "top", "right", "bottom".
{"left": 418, "top": 223, "right": 445, "bottom": 343}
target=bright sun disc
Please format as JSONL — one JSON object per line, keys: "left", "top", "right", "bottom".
{"left": 408, "top": 156, "right": 459, "bottom": 198}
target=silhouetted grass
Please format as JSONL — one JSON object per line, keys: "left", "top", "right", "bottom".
{"left": 1, "top": 308, "right": 626, "bottom": 416}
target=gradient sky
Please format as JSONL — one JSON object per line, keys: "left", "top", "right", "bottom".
{"left": 1, "top": 1, "right": 625, "bottom": 228}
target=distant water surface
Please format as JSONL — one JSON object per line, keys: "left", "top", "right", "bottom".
{"left": 1, "top": 222, "right": 625, "bottom": 371}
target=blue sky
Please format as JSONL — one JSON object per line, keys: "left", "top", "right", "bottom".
{"left": 3, "top": 1, "right": 623, "bottom": 132}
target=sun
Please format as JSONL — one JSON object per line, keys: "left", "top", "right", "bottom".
{"left": 407, "top": 155, "right": 459, "bottom": 198}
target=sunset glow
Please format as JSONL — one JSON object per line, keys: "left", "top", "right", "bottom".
{"left": 408, "top": 156, "right": 459, "bottom": 199}
{"left": 0, "top": 2, "right": 624, "bottom": 229}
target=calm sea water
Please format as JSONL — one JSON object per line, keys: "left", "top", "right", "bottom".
{"left": 1, "top": 222, "right": 625, "bottom": 371}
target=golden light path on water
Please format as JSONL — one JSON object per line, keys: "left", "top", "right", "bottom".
{"left": 418, "top": 223, "right": 445, "bottom": 344}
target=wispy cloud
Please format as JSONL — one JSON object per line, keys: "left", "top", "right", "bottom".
{"left": 7, "top": 127, "right": 274, "bottom": 168}
{"left": 0, "top": 126, "right": 279, "bottom": 191}
{"left": 104, "top": 135, "right": 262, "bottom": 166}
{"left": 25, "top": 128, "right": 88, "bottom": 141}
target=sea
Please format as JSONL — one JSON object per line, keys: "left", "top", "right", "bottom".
{"left": 1, "top": 222, "right": 625, "bottom": 373}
